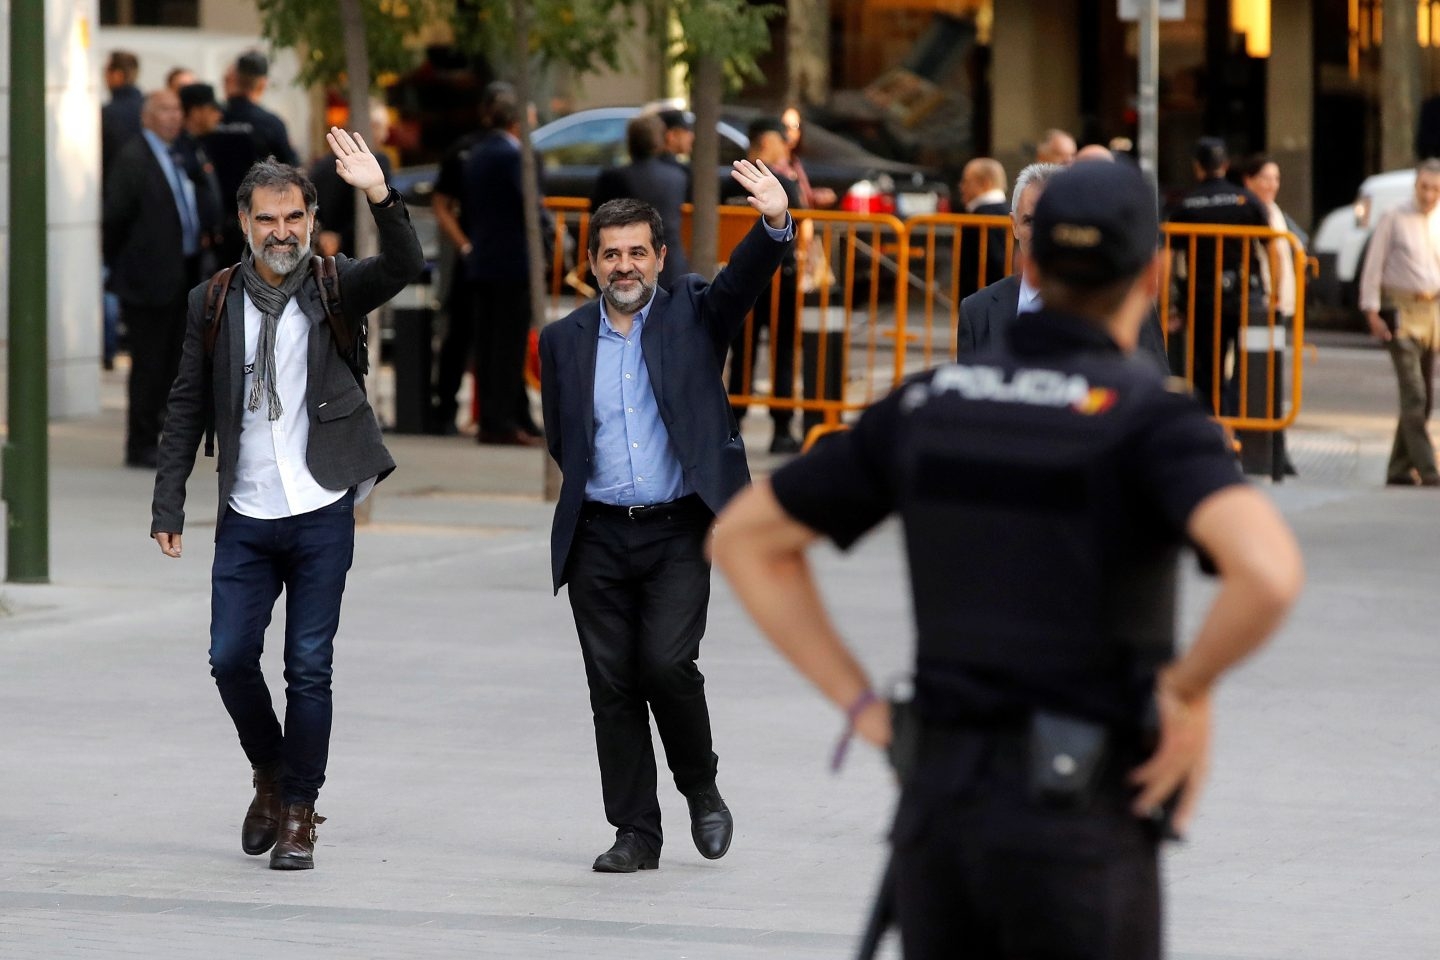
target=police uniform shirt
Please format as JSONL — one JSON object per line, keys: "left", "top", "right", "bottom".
{"left": 1165, "top": 177, "right": 1270, "bottom": 282}
{"left": 768, "top": 310, "right": 1245, "bottom": 728}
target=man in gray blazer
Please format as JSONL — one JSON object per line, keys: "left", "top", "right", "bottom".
{"left": 150, "top": 129, "right": 423, "bottom": 870}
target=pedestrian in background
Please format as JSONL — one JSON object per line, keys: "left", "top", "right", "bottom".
{"left": 1241, "top": 153, "right": 1305, "bottom": 477}
{"left": 713, "top": 160, "right": 1302, "bottom": 960}
{"left": 591, "top": 114, "right": 691, "bottom": 288}
{"left": 223, "top": 51, "right": 299, "bottom": 167}
{"left": 104, "top": 89, "right": 204, "bottom": 469}
{"left": 100, "top": 49, "right": 143, "bottom": 370}
{"left": 1358, "top": 158, "right": 1440, "bottom": 486}
{"left": 150, "top": 132, "right": 423, "bottom": 870}
{"left": 727, "top": 117, "right": 804, "bottom": 454}
{"left": 1164, "top": 137, "right": 1270, "bottom": 414}
{"left": 538, "top": 162, "right": 793, "bottom": 874}
{"left": 1034, "top": 127, "right": 1077, "bottom": 165}
{"left": 956, "top": 156, "right": 1010, "bottom": 297}
{"left": 460, "top": 90, "right": 546, "bottom": 446}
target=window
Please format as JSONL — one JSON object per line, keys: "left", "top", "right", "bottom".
{"left": 535, "top": 117, "right": 629, "bottom": 169}
{"left": 100, "top": 0, "right": 199, "bottom": 27}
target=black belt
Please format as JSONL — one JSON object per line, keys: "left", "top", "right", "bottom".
{"left": 582, "top": 493, "right": 707, "bottom": 522}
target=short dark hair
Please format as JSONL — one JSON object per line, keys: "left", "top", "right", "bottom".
{"left": 588, "top": 198, "right": 664, "bottom": 257}
{"left": 748, "top": 117, "right": 786, "bottom": 142}
{"left": 481, "top": 80, "right": 515, "bottom": 127}
{"left": 1194, "top": 136, "right": 1228, "bottom": 176}
{"left": 234, "top": 50, "right": 269, "bottom": 94}
{"left": 626, "top": 115, "right": 663, "bottom": 163}
{"left": 1037, "top": 274, "right": 1136, "bottom": 319}
{"left": 1239, "top": 152, "right": 1275, "bottom": 181}
{"left": 237, "top": 157, "right": 318, "bottom": 214}
{"left": 106, "top": 51, "right": 139, "bottom": 82}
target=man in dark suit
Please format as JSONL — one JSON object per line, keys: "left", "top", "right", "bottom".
{"left": 539, "top": 161, "right": 793, "bottom": 874}
{"left": 150, "top": 133, "right": 423, "bottom": 870}
{"left": 956, "top": 157, "right": 1010, "bottom": 297}
{"left": 461, "top": 92, "right": 545, "bottom": 446}
{"left": 104, "top": 89, "right": 206, "bottom": 468}
{"left": 591, "top": 114, "right": 691, "bottom": 287}
{"left": 959, "top": 160, "right": 1170, "bottom": 373}
{"left": 223, "top": 51, "right": 299, "bottom": 167}
{"left": 175, "top": 83, "right": 228, "bottom": 274}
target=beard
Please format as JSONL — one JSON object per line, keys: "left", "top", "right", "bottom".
{"left": 600, "top": 271, "right": 655, "bottom": 314}
{"left": 250, "top": 233, "right": 311, "bottom": 277}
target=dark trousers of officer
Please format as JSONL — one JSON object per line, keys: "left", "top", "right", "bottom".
{"left": 124, "top": 258, "right": 200, "bottom": 463}
{"left": 208, "top": 492, "right": 356, "bottom": 806}
{"left": 565, "top": 496, "right": 720, "bottom": 853}
{"left": 471, "top": 278, "right": 535, "bottom": 438}
{"left": 1184, "top": 292, "right": 1238, "bottom": 417}
{"left": 891, "top": 729, "right": 1160, "bottom": 960}
{"left": 728, "top": 263, "right": 798, "bottom": 437}
{"left": 432, "top": 272, "right": 476, "bottom": 430}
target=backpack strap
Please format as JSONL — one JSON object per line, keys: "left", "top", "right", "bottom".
{"left": 201, "top": 263, "right": 239, "bottom": 459}
{"left": 203, "top": 264, "right": 239, "bottom": 357}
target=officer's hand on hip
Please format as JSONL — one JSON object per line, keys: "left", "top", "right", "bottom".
{"left": 326, "top": 125, "right": 390, "bottom": 205}
{"left": 1365, "top": 310, "right": 1393, "bottom": 343}
{"left": 854, "top": 698, "right": 892, "bottom": 749}
{"left": 154, "top": 531, "right": 183, "bottom": 559}
{"left": 729, "top": 159, "right": 790, "bottom": 230}
{"left": 1128, "top": 673, "right": 1212, "bottom": 836}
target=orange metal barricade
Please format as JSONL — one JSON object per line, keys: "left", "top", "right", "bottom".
{"left": 900, "top": 212, "right": 1016, "bottom": 368}
{"left": 1158, "top": 223, "right": 1307, "bottom": 432}
{"left": 536, "top": 200, "right": 1306, "bottom": 446}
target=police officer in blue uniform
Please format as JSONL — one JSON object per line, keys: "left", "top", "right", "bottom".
{"left": 713, "top": 161, "right": 1303, "bottom": 959}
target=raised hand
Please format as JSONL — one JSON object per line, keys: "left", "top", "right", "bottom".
{"left": 326, "top": 125, "right": 389, "bottom": 204}
{"left": 729, "top": 159, "right": 790, "bottom": 228}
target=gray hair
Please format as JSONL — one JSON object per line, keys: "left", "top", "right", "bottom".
{"left": 236, "top": 157, "right": 318, "bottom": 214}
{"left": 1013, "top": 162, "right": 1065, "bottom": 204}
{"left": 1417, "top": 158, "right": 1440, "bottom": 177}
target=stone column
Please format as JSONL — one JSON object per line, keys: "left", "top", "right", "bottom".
{"left": 1381, "top": 0, "right": 1419, "bottom": 171}
{"left": 1267, "top": 0, "right": 1314, "bottom": 226}
{"left": 0, "top": 0, "right": 103, "bottom": 422}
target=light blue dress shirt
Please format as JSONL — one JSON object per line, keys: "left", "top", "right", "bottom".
{"left": 142, "top": 129, "right": 200, "bottom": 257}
{"left": 585, "top": 214, "right": 795, "bottom": 506}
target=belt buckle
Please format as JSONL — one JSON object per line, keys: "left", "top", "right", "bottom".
{"left": 627, "top": 504, "right": 644, "bottom": 520}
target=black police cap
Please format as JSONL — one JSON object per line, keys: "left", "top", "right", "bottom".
{"left": 179, "top": 82, "right": 220, "bottom": 113}
{"left": 1030, "top": 162, "right": 1158, "bottom": 288}
{"left": 657, "top": 109, "right": 692, "bottom": 132}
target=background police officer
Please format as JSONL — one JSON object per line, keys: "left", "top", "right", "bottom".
{"left": 713, "top": 161, "right": 1303, "bottom": 960}
{"left": 1165, "top": 136, "right": 1271, "bottom": 414}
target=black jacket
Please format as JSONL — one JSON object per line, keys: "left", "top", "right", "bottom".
{"left": 956, "top": 200, "right": 1010, "bottom": 297}
{"left": 223, "top": 96, "right": 299, "bottom": 166}
{"left": 103, "top": 136, "right": 191, "bottom": 305}
{"left": 539, "top": 217, "right": 791, "bottom": 592}
{"left": 591, "top": 156, "right": 692, "bottom": 287}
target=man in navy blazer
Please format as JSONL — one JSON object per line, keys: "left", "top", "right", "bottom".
{"left": 540, "top": 161, "right": 793, "bottom": 873}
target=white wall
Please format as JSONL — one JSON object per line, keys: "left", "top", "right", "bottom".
{"left": 0, "top": 0, "right": 103, "bottom": 424}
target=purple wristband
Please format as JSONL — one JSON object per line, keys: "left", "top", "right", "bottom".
{"left": 831, "top": 689, "right": 880, "bottom": 773}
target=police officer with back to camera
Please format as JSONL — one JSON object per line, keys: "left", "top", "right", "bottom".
{"left": 1164, "top": 136, "right": 1271, "bottom": 415}
{"left": 713, "top": 161, "right": 1303, "bottom": 959}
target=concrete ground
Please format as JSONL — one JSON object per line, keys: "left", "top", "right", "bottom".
{"left": 1, "top": 332, "right": 1438, "bottom": 958}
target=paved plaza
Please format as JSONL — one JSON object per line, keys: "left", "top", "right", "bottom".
{"left": 2, "top": 333, "right": 1438, "bottom": 958}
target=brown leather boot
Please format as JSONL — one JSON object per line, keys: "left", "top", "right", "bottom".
{"left": 240, "top": 764, "right": 282, "bottom": 856}
{"left": 269, "top": 802, "right": 326, "bottom": 870}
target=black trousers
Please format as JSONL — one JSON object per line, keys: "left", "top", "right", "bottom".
{"left": 123, "top": 276, "right": 194, "bottom": 461}
{"left": 432, "top": 273, "right": 476, "bottom": 426}
{"left": 471, "top": 278, "right": 535, "bottom": 436}
{"left": 891, "top": 729, "right": 1160, "bottom": 960}
{"left": 565, "top": 498, "right": 719, "bottom": 852}
{"left": 728, "top": 264, "right": 798, "bottom": 433}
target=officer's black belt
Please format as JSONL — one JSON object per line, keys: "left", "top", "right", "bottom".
{"left": 582, "top": 493, "right": 707, "bottom": 522}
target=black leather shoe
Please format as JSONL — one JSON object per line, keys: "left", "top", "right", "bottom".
{"left": 769, "top": 433, "right": 802, "bottom": 455}
{"left": 686, "top": 783, "right": 733, "bottom": 860}
{"left": 241, "top": 764, "right": 281, "bottom": 856}
{"left": 592, "top": 831, "right": 659, "bottom": 873}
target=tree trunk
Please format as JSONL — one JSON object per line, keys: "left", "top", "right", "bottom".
{"left": 512, "top": 0, "right": 548, "bottom": 330}
{"left": 1381, "top": 0, "right": 1419, "bottom": 170}
{"left": 339, "top": 0, "right": 379, "bottom": 522}
{"left": 689, "top": 54, "right": 723, "bottom": 278}
{"left": 786, "top": 0, "right": 830, "bottom": 107}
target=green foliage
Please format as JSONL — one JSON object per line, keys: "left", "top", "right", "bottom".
{"left": 256, "top": 0, "right": 439, "bottom": 88}
{"left": 449, "top": 0, "right": 637, "bottom": 74}
{"left": 670, "top": 0, "right": 781, "bottom": 89}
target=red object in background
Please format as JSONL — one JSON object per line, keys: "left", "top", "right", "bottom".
{"left": 840, "top": 180, "right": 897, "bottom": 215}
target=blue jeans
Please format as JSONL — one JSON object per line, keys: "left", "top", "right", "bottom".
{"left": 209, "top": 492, "right": 355, "bottom": 805}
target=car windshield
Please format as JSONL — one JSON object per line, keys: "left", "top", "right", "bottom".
{"left": 535, "top": 117, "right": 629, "bottom": 168}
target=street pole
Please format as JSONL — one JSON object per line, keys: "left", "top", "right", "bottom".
{"left": 1137, "top": 0, "right": 1160, "bottom": 195}
{"left": 3, "top": 0, "right": 50, "bottom": 583}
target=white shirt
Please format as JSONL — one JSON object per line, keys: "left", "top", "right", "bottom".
{"left": 1017, "top": 273, "right": 1042, "bottom": 315}
{"left": 965, "top": 188, "right": 1007, "bottom": 212}
{"left": 229, "top": 291, "right": 356, "bottom": 519}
